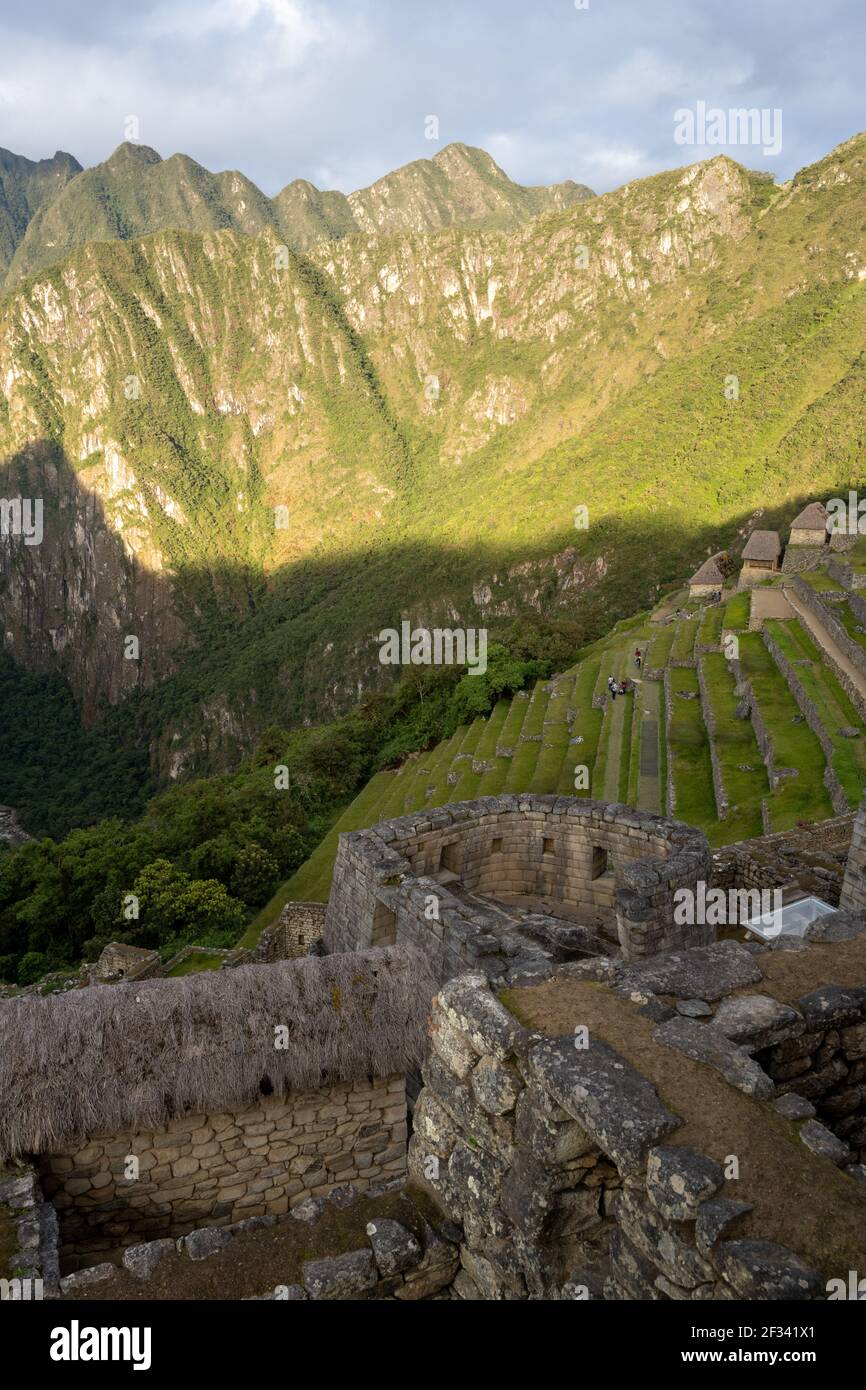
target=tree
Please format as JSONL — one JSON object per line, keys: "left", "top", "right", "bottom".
{"left": 17, "top": 951, "right": 49, "bottom": 986}
{"left": 230, "top": 844, "right": 279, "bottom": 907}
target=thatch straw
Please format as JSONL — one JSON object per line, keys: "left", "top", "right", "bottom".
{"left": 0, "top": 947, "right": 435, "bottom": 1159}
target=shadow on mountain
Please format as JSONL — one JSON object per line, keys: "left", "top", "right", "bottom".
{"left": 0, "top": 438, "right": 841, "bottom": 835}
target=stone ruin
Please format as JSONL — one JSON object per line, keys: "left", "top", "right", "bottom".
{"left": 3, "top": 793, "right": 866, "bottom": 1301}
{"left": 324, "top": 794, "right": 714, "bottom": 972}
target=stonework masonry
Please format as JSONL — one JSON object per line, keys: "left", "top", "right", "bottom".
{"left": 841, "top": 795, "right": 866, "bottom": 914}
{"left": 324, "top": 796, "right": 713, "bottom": 970}
{"left": 409, "top": 944, "right": 866, "bottom": 1301}
{"left": 255, "top": 902, "right": 327, "bottom": 961}
{"left": 39, "top": 1075, "right": 406, "bottom": 1271}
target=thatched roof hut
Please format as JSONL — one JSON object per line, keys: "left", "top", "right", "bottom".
{"left": 742, "top": 529, "right": 782, "bottom": 564}
{"left": 789, "top": 501, "right": 830, "bottom": 546}
{"left": 688, "top": 551, "right": 735, "bottom": 594}
{"left": 0, "top": 948, "right": 433, "bottom": 1160}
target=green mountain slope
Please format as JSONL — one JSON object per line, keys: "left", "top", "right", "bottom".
{"left": 0, "top": 147, "right": 82, "bottom": 280}
{"left": 1, "top": 134, "right": 866, "bottom": 807}
{"left": 4, "top": 140, "right": 595, "bottom": 288}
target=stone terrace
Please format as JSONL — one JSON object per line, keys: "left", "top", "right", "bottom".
{"left": 408, "top": 914, "right": 866, "bottom": 1300}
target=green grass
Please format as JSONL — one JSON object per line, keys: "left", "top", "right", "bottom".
{"left": 698, "top": 605, "right": 725, "bottom": 649}
{"left": 669, "top": 618, "right": 699, "bottom": 664}
{"left": 667, "top": 667, "right": 717, "bottom": 829}
{"left": 799, "top": 569, "right": 846, "bottom": 594}
{"left": 831, "top": 597, "right": 866, "bottom": 653}
{"left": 766, "top": 618, "right": 866, "bottom": 805}
{"left": 273, "top": 769, "right": 396, "bottom": 914}
{"left": 700, "top": 653, "right": 768, "bottom": 841}
{"left": 165, "top": 950, "right": 225, "bottom": 977}
{"left": 646, "top": 624, "right": 676, "bottom": 668}
{"left": 723, "top": 592, "right": 751, "bottom": 630}
{"left": 737, "top": 633, "right": 834, "bottom": 829}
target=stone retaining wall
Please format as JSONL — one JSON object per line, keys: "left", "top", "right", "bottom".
{"left": 761, "top": 627, "right": 850, "bottom": 817}
{"left": 38, "top": 1075, "right": 406, "bottom": 1272}
{"left": 727, "top": 660, "right": 775, "bottom": 833}
{"left": 408, "top": 967, "right": 864, "bottom": 1301}
{"left": 841, "top": 795, "right": 866, "bottom": 914}
{"left": 828, "top": 556, "right": 866, "bottom": 592}
{"left": 696, "top": 658, "right": 728, "bottom": 821}
{"left": 794, "top": 576, "right": 866, "bottom": 686}
{"left": 325, "top": 796, "right": 713, "bottom": 968}
{"left": 711, "top": 815, "right": 854, "bottom": 905}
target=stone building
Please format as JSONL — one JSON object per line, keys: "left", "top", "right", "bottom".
{"left": 5, "top": 794, "right": 866, "bottom": 1301}
{"left": 324, "top": 795, "right": 713, "bottom": 970}
{"left": 687, "top": 550, "right": 735, "bottom": 600}
{"left": 739, "top": 529, "right": 782, "bottom": 587}
{"left": 0, "top": 948, "right": 428, "bottom": 1272}
{"left": 789, "top": 501, "right": 830, "bottom": 548}
{"left": 94, "top": 941, "right": 160, "bottom": 982}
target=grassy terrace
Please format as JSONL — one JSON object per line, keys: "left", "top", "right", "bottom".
{"left": 737, "top": 632, "right": 834, "bottom": 829}
{"left": 766, "top": 618, "right": 866, "bottom": 804}
{"left": 798, "top": 569, "right": 845, "bottom": 595}
{"left": 669, "top": 617, "right": 699, "bottom": 664}
{"left": 666, "top": 667, "right": 717, "bottom": 831}
{"left": 723, "top": 591, "right": 751, "bottom": 630}
{"left": 700, "top": 653, "right": 767, "bottom": 841}
{"left": 697, "top": 605, "right": 724, "bottom": 648}
{"left": 278, "top": 584, "right": 866, "bottom": 909}
{"left": 831, "top": 596, "right": 866, "bottom": 653}
{"left": 646, "top": 623, "right": 677, "bottom": 667}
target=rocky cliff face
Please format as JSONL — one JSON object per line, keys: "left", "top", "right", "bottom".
{"left": 1, "top": 134, "right": 865, "bottom": 774}
{"left": 2, "top": 140, "right": 595, "bottom": 289}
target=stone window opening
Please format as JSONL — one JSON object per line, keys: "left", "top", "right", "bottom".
{"left": 492, "top": 837, "right": 503, "bottom": 854}
{"left": 371, "top": 902, "right": 397, "bottom": 947}
{"left": 543, "top": 837, "right": 555, "bottom": 855}
{"left": 591, "top": 845, "right": 608, "bottom": 880}
{"left": 440, "top": 842, "right": 461, "bottom": 875}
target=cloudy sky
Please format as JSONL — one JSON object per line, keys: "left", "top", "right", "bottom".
{"left": 0, "top": 0, "right": 863, "bottom": 195}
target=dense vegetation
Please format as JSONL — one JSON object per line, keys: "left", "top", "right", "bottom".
{"left": 0, "top": 625, "right": 567, "bottom": 983}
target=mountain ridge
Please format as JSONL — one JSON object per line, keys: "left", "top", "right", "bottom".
{"left": 1, "top": 132, "right": 865, "bottom": 795}
{"left": 0, "top": 139, "right": 595, "bottom": 289}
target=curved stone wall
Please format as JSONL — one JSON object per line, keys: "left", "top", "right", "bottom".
{"left": 325, "top": 795, "right": 712, "bottom": 970}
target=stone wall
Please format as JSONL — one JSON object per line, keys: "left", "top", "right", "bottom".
{"left": 761, "top": 626, "right": 850, "bottom": 816}
{"left": 828, "top": 555, "right": 866, "bottom": 592}
{"left": 782, "top": 544, "right": 828, "bottom": 575}
{"left": 324, "top": 796, "right": 713, "bottom": 969}
{"left": 840, "top": 795, "right": 866, "bottom": 913}
{"left": 727, "top": 659, "right": 774, "bottom": 833}
{"left": 696, "top": 658, "right": 728, "bottom": 820}
{"left": 793, "top": 576, "right": 866, "bottom": 685}
{"left": 409, "top": 955, "right": 866, "bottom": 1301}
{"left": 712, "top": 814, "right": 854, "bottom": 905}
{"left": 0, "top": 1163, "right": 60, "bottom": 1298}
{"left": 255, "top": 903, "right": 327, "bottom": 962}
{"left": 38, "top": 1074, "right": 406, "bottom": 1272}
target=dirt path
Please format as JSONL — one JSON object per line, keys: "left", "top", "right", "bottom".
{"left": 749, "top": 586, "right": 793, "bottom": 629}
{"left": 784, "top": 586, "right": 866, "bottom": 705}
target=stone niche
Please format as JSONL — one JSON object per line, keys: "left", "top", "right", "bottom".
{"left": 38, "top": 1075, "right": 406, "bottom": 1272}
{"left": 325, "top": 795, "right": 713, "bottom": 971}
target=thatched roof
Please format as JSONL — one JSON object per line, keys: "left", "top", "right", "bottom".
{"left": 688, "top": 550, "right": 735, "bottom": 587}
{"left": 791, "top": 502, "right": 829, "bottom": 532}
{"left": 742, "top": 529, "right": 782, "bottom": 562}
{"left": 0, "top": 948, "right": 434, "bottom": 1159}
